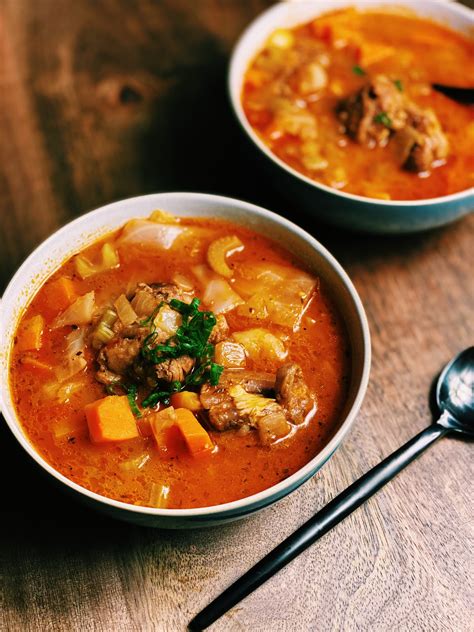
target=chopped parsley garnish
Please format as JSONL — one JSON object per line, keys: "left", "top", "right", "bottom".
{"left": 126, "top": 384, "right": 142, "bottom": 418}
{"left": 138, "top": 297, "right": 224, "bottom": 408}
{"left": 393, "top": 79, "right": 403, "bottom": 92}
{"left": 352, "top": 65, "right": 366, "bottom": 76}
{"left": 373, "top": 112, "right": 392, "bottom": 128}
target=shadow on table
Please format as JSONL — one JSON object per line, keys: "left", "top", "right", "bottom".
{"left": 0, "top": 414, "right": 257, "bottom": 621}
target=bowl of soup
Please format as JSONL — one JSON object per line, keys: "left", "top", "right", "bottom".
{"left": 229, "top": 0, "right": 474, "bottom": 233}
{"left": 0, "top": 192, "right": 370, "bottom": 528}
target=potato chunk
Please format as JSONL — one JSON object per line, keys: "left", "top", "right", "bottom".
{"left": 214, "top": 341, "right": 247, "bottom": 368}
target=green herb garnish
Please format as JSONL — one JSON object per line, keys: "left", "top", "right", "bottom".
{"left": 139, "top": 302, "right": 164, "bottom": 326}
{"left": 139, "top": 298, "right": 223, "bottom": 408}
{"left": 393, "top": 79, "right": 403, "bottom": 92}
{"left": 142, "top": 390, "right": 171, "bottom": 408}
{"left": 373, "top": 112, "right": 392, "bottom": 127}
{"left": 126, "top": 384, "right": 142, "bottom": 418}
{"left": 352, "top": 65, "right": 366, "bottom": 76}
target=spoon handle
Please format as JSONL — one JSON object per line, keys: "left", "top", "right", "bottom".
{"left": 189, "top": 422, "right": 448, "bottom": 631}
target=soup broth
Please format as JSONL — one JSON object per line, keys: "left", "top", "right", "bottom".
{"left": 10, "top": 214, "right": 350, "bottom": 508}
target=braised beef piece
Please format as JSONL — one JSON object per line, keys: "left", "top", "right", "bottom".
{"left": 208, "top": 401, "right": 241, "bottom": 432}
{"left": 337, "top": 74, "right": 448, "bottom": 172}
{"left": 393, "top": 105, "right": 449, "bottom": 173}
{"left": 200, "top": 369, "right": 277, "bottom": 431}
{"left": 337, "top": 75, "right": 407, "bottom": 147}
{"left": 155, "top": 356, "right": 195, "bottom": 383}
{"left": 96, "top": 325, "right": 152, "bottom": 385}
{"left": 135, "top": 282, "right": 185, "bottom": 304}
{"left": 201, "top": 364, "right": 313, "bottom": 434}
{"left": 275, "top": 363, "right": 314, "bottom": 424}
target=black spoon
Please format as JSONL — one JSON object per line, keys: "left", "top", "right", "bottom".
{"left": 432, "top": 84, "right": 474, "bottom": 105}
{"left": 189, "top": 347, "right": 474, "bottom": 631}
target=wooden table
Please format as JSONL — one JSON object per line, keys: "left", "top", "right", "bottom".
{"left": 1, "top": 2, "right": 473, "bottom": 630}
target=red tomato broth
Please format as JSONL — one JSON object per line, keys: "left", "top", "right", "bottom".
{"left": 242, "top": 9, "right": 474, "bottom": 201}
{"left": 9, "top": 216, "right": 350, "bottom": 509}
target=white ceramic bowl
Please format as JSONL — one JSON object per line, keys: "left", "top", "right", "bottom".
{"left": 229, "top": 0, "right": 474, "bottom": 234}
{"left": 0, "top": 192, "right": 370, "bottom": 528}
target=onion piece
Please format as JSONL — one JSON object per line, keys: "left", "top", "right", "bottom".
{"left": 232, "top": 328, "right": 287, "bottom": 362}
{"left": 154, "top": 305, "right": 182, "bottom": 335}
{"left": 214, "top": 341, "right": 246, "bottom": 368}
{"left": 131, "top": 290, "right": 158, "bottom": 317}
{"left": 54, "top": 328, "right": 88, "bottom": 382}
{"left": 148, "top": 482, "right": 170, "bottom": 508}
{"left": 172, "top": 273, "right": 194, "bottom": 292}
{"left": 118, "top": 219, "right": 184, "bottom": 249}
{"left": 234, "top": 263, "right": 317, "bottom": 331}
{"left": 74, "top": 243, "right": 120, "bottom": 279}
{"left": 43, "top": 378, "right": 86, "bottom": 404}
{"left": 114, "top": 294, "right": 137, "bottom": 326}
{"left": 52, "top": 291, "right": 95, "bottom": 328}
{"left": 191, "top": 264, "right": 244, "bottom": 314}
{"left": 203, "top": 279, "right": 244, "bottom": 315}
{"left": 148, "top": 209, "right": 178, "bottom": 224}
{"left": 120, "top": 453, "right": 151, "bottom": 472}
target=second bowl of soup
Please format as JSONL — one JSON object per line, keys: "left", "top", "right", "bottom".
{"left": 230, "top": 0, "right": 474, "bottom": 233}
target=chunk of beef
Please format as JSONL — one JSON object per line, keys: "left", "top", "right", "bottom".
{"left": 96, "top": 323, "right": 153, "bottom": 384}
{"left": 208, "top": 401, "right": 241, "bottom": 431}
{"left": 139, "top": 282, "right": 184, "bottom": 303}
{"left": 217, "top": 369, "right": 275, "bottom": 396}
{"left": 200, "top": 367, "right": 296, "bottom": 443}
{"left": 200, "top": 370, "right": 273, "bottom": 416}
{"left": 97, "top": 338, "right": 142, "bottom": 384}
{"left": 337, "top": 74, "right": 448, "bottom": 173}
{"left": 129, "top": 282, "right": 185, "bottom": 317}
{"left": 394, "top": 105, "right": 449, "bottom": 173}
{"left": 208, "top": 314, "right": 230, "bottom": 344}
{"left": 155, "top": 356, "right": 195, "bottom": 383}
{"left": 275, "top": 363, "right": 314, "bottom": 424}
{"left": 337, "top": 75, "right": 407, "bottom": 147}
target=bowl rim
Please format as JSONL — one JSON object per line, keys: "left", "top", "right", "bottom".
{"left": 0, "top": 191, "right": 371, "bottom": 518}
{"left": 228, "top": 0, "right": 474, "bottom": 208}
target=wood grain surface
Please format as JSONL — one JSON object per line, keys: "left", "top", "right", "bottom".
{"left": 0, "top": 2, "right": 473, "bottom": 631}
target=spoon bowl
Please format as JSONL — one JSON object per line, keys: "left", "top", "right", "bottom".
{"left": 437, "top": 346, "right": 474, "bottom": 435}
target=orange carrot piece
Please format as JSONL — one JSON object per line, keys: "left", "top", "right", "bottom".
{"left": 170, "top": 391, "right": 202, "bottom": 412}
{"left": 43, "top": 277, "right": 77, "bottom": 312}
{"left": 16, "top": 315, "right": 45, "bottom": 352}
{"left": 174, "top": 408, "right": 214, "bottom": 457}
{"left": 150, "top": 407, "right": 214, "bottom": 457}
{"left": 85, "top": 395, "right": 139, "bottom": 443}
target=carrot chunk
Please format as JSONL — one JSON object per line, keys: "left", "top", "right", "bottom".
{"left": 150, "top": 407, "right": 214, "bottom": 457}
{"left": 175, "top": 408, "right": 214, "bottom": 456}
{"left": 17, "top": 315, "right": 45, "bottom": 352}
{"left": 85, "top": 395, "right": 139, "bottom": 443}
{"left": 170, "top": 391, "right": 202, "bottom": 412}
{"left": 43, "top": 277, "right": 77, "bottom": 312}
